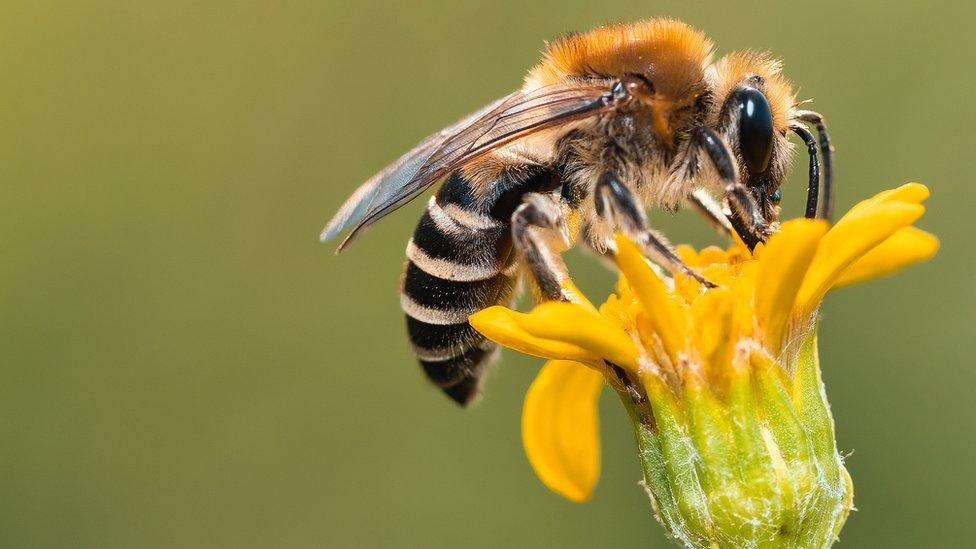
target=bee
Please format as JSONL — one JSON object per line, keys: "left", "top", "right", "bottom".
{"left": 321, "top": 18, "right": 833, "bottom": 406}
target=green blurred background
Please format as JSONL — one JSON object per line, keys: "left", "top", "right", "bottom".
{"left": 1, "top": 1, "right": 972, "bottom": 547}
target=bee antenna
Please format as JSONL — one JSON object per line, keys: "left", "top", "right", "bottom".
{"left": 790, "top": 123, "right": 821, "bottom": 219}
{"left": 795, "top": 110, "right": 834, "bottom": 221}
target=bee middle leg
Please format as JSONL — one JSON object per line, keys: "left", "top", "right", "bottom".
{"left": 511, "top": 193, "right": 574, "bottom": 301}
{"left": 595, "top": 172, "right": 716, "bottom": 288}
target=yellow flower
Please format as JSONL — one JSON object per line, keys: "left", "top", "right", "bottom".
{"left": 470, "top": 184, "right": 937, "bottom": 547}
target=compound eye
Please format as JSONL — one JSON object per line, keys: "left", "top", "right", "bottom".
{"left": 737, "top": 88, "right": 774, "bottom": 177}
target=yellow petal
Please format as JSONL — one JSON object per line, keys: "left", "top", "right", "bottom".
{"left": 469, "top": 307, "right": 598, "bottom": 363}
{"left": 754, "top": 219, "right": 828, "bottom": 354}
{"left": 698, "top": 245, "right": 733, "bottom": 266}
{"left": 689, "top": 287, "right": 734, "bottom": 382}
{"left": 522, "top": 360, "right": 604, "bottom": 502}
{"left": 729, "top": 260, "right": 760, "bottom": 339}
{"left": 673, "top": 271, "right": 704, "bottom": 305}
{"left": 614, "top": 235, "right": 689, "bottom": 360}
{"left": 833, "top": 226, "right": 939, "bottom": 288}
{"left": 794, "top": 202, "right": 925, "bottom": 318}
{"left": 514, "top": 301, "right": 639, "bottom": 370}
{"left": 675, "top": 244, "right": 700, "bottom": 267}
{"left": 560, "top": 279, "right": 598, "bottom": 312}
{"left": 842, "top": 183, "right": 929, "bottom": 222}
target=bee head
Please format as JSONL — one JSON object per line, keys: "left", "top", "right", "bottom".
{"left": 710, "top": 52, "right": 797, "bottom": 223}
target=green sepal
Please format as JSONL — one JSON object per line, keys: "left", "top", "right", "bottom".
{"left": 621, "top": 333, "right": 853, "bottom": 548}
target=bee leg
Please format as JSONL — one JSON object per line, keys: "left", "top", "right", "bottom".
{"left": 595, "top": 172, "right": 716, "bottom": 288}
{"left": 685, "top": 188, "right": 734, "bottom": 236}
{"left": 694, "top": 127, "right": 773, "bottom": 250}
{"left": 795, "top": 110, "right": 835, "bottom": 221}
{"left": 511, "top": 193, "right": 574, "bottom": 301}
{"left": 725, "top": 186, "right": 773, "bottom": 250}
{"left": 579, "top": 231, "right": 619, "bottom": 271}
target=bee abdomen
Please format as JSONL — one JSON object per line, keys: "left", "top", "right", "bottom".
{"left": 402, "top": 260, "right": 518, "bottom": 405}
{"left": 402, "top": 181, "right": 520, "bottom": 405}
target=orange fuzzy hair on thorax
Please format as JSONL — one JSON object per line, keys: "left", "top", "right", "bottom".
{"left": 525, "top": 18, "right": 714, "bottom": 100}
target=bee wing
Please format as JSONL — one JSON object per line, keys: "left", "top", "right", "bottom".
{"left": 321, "top": 80, "right": 616, "bottom": 251}
{"left": 319, "top": 96, "right": 510, "bottom": 246}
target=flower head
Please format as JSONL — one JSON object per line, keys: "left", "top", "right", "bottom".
{"left": 470, "top": 184, "right": 937, "bottom": 547}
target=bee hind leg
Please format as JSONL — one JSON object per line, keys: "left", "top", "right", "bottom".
{"left": 595, "top": 172, "right": 716, "bottom": 289}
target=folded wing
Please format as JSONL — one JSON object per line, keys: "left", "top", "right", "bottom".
{"left": 321, "top": 80, "right": 617, "bottom": 251}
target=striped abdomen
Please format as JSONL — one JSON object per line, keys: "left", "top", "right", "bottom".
{"left": 402, "top": 167, "right": 559, "bottom": 405}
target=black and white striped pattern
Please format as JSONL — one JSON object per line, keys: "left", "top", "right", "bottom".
{"left": 402, "top": 168, "right": 559, "bottom": 405}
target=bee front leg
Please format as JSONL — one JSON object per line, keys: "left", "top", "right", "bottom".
{"left": 595, "top": 172, "right": 716, "bottom": 288}
{"left": 694, "top": 127, "right": 774, "bottom": 250}
{"left": 511, "top": 193, "right": 574, "bottom": 302}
